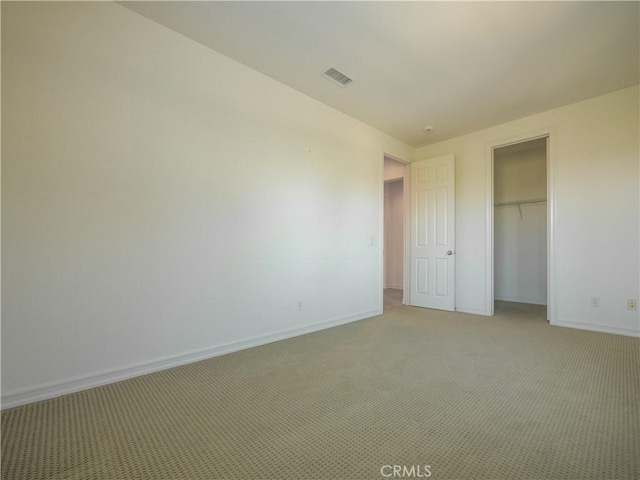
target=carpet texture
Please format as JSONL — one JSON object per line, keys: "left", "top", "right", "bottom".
{"left": 2, "top": 301, "right": 639, "bottom": 479}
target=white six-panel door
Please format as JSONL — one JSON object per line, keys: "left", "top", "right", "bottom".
{"left": 410, "top": 154, "right": 455, "bottom": 311}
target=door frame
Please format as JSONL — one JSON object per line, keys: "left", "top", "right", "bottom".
{"left": 485, "top": 128, "right": 557, "bottom": 322}
{"left": 380, "top": 152, "right": 411, "bottom": 309}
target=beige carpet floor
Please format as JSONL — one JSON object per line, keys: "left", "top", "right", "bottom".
{"left": 2, "top": 300, "right": 639, "bottom": 479}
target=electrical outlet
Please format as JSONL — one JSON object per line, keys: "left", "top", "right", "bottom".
{"left": 627, "top": 299, "right": 637, "bottom": 311}
{"left": 590, "top": 297, "right": 599, "bottom": 308}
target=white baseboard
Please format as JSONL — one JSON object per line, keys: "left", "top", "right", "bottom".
{"left": 553, "top": 319, "right": 640, "bottom": 338}
{"left": 1, "top": 309, "right": 381, "bottom": 410}
{"left": 384, "top": 286, "right": 403, "bottom": 291}
{"left": 495, "top": 296, "right": 547, "bottom": 306}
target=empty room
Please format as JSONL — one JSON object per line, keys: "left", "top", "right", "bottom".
{"left": 2, "top": 2, "right": 639, "bottom": 479}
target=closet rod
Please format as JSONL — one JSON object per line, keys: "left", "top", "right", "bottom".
{"left": 494, "top": 198, "right": 547, "bottom": 208}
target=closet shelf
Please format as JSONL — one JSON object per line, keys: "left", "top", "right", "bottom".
{"left": 494, "top": 198, "right": 547, "bottom": 208}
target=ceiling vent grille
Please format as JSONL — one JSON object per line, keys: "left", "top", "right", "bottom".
{"left": 323, "top": 68, "right": 353, "bottom": 87}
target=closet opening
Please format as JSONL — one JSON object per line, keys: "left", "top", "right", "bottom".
{"left": 493, "top": 137, "right": 549, "bottom": 320}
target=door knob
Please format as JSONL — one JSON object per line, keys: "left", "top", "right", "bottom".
{"left": 447, "top": 251, "right": 453, "bottom": 255}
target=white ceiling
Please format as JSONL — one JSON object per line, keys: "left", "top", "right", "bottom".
{"left": 120, "top": 1, "right": 639, "bottom": 148}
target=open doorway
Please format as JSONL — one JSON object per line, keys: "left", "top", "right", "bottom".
{"left": 492, "top": 136, "right": 549, "bottom": 320}
{"left": 383, "top": 155, "right": 408, "bottom": 311}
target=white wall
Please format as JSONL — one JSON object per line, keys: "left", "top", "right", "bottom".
{"left": 1, "top": 2, "right": 413, "bottom": 407}
{"left": 384, "top": 180, "right": 404, "bottom": 289}
{"left": 494, "top": 146, "right": 547, "bottom": 305}
{"left": 415, "top": 86, "right": 640, "bottom": 336}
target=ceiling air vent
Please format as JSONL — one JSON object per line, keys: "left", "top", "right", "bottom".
{"left": 323, "top": 68, "right": 353, "bottom": 87}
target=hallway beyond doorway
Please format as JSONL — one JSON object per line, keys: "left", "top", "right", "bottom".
{"left": 384, "top": 288, "right": 403, "bottom": 310}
